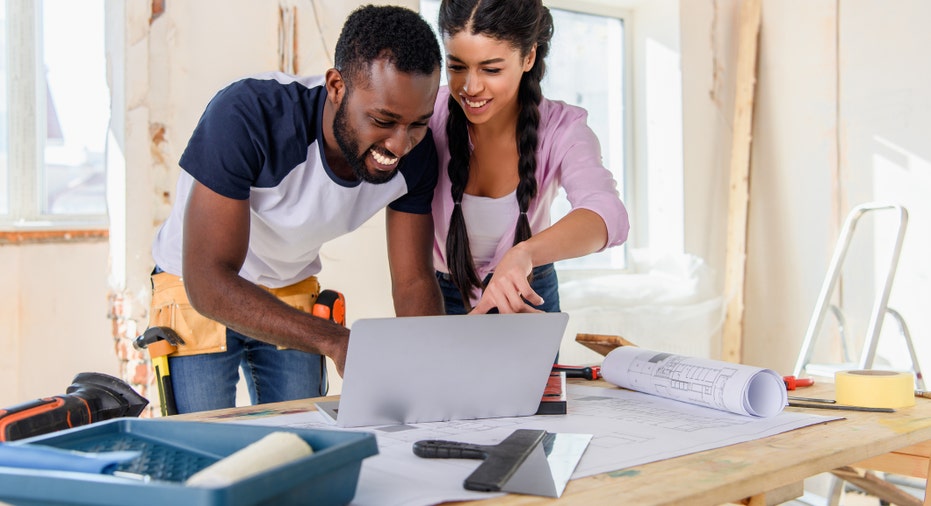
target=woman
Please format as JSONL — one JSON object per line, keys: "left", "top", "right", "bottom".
{"left": 431, "top": 0, "right": 630, "bottom": 315}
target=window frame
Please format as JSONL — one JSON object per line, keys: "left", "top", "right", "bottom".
{"left": 544, "top": 0, "right": 633, "bottom": 273}
{"left": 542, "top": 1, "right": 634, "bottom": 213}
{"left": 1, "top": 0, "right": 110, "bottom": 234}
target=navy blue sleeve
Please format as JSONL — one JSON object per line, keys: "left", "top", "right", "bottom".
{"left": 178, "top": 79, "right": 321, "bottom": 200}
{"left": 388, "top": 131, "right": 439, "bottom": 214}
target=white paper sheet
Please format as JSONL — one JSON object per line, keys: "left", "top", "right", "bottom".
{"left": 231, "top": 384, "right": 838, "bottom": 506}
{"left": 601, "top": 346, "right": 788, "bottom": 417}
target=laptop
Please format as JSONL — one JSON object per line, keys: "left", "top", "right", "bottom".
{"left": 317, "top": 312, "right": 569, "bottom": 427}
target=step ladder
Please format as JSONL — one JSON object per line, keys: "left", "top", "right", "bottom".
{"left": 793, "top": 203, "right": 926, "bottom": 506}
{"left": 793, "top": 202, "right": 925, "bottom": 389}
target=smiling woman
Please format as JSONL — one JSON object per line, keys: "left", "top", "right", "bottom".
{"left": 420, "top": 0, "right": 628, "bottom": 273}
{"left": 420, "top": 0, "right": 629, "bottom": 316}
{"left": 0, "top": 0, "right": 109, "bottom": 230}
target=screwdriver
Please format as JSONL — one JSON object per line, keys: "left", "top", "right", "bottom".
{"left": 553, "top": 364, "right": 601, "bottom": 380}
{"left": 783, "top": 375, "right": 814, "bottom": 390}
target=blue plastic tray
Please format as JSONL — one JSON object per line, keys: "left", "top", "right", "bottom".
{"left": 0, "top": 418, "right": 378, "bottom": 506}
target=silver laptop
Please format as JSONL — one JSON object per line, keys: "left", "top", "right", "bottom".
{"left": 318, "top": 312, "right": 569, "bottom": 427}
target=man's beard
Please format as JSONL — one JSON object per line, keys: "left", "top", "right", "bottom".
{"left": 333, "top": 101, "right": 398, "bottom": 185}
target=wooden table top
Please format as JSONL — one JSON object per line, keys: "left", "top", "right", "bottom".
{"left": 174, "top": 379, "right": 931, "bottom": 506}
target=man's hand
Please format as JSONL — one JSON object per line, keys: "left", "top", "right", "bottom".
{"left": 325, "top": 325, "right": 351, "bottom": 378}
{"left": 469, "top": 246, "right": 543, "bottom": 314}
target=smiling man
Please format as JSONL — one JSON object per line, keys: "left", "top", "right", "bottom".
{"left": 148, "top": 5, "right": 444, "bottom": 414}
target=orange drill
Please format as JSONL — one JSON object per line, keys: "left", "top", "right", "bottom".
{"left": 0, "top": 373, "right": 148, "bottom": 442}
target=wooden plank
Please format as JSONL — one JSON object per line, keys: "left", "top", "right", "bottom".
{"left": 0, "top": 229, "right": 108, "bottom": 244}
{"left": 926, "top": 454, "right": 930, "bottom": 506}
{"left": 854, "top": 451, "right": 929, "bottom": 479}
{"left": 831, "top": 466, "right": 923, "bottom": 506}
{"left": 574, "top": 333, "right": 637, "bottom": 356}
{"left": 722, "top": 0, "right": 763, "bottom": 363}
{"left": 848, "top": 440, "right": 929, "bottom": 505}
{"left": 893, "top": 441, "right": 931, "bottom": 458}
{"left": 723, "top": 480, "right": 800, "bottom": 505}
{"left": 761, "top": 481, "right": 804, "bottom": 505}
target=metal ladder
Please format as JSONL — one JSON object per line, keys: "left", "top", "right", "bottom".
{"left": 792, "top": 202, "right": 925, "bottom": 389}
{"left": 793, "top": 203, "right": 926, "bottom": 506}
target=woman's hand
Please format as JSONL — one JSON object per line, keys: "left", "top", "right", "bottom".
{"left": 470, "top": 246, "right": 544, "bottom": 314}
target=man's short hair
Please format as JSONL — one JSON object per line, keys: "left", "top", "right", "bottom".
{"left": 334, "top": 5, "right": 441, "bottom": 88}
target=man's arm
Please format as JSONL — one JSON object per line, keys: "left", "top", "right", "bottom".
{"left": 385, "top": 208, "right": 444, "bottom": 316}
{"left": 182, "top": 181, "right": 350, "bottom": 374}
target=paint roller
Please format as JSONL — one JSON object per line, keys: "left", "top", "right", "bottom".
{"left": 186, "top": 431, "right": 313, "bottom": 487}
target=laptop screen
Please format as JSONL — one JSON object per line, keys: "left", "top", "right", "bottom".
{"left": 329, "top": 312, "right": 569, "bottom": 427}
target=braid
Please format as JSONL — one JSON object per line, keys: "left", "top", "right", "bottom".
{"left": 445, "top": 95, "right": 482, "bottom": 310}
{"left": 439, "top": 0, "right": 554, "bottom": 309}
{"left": 513, "top": 71, "right": 542, "bottom": 245}
{"left": 513, "top": 7, "right": 551, "bottom": 246}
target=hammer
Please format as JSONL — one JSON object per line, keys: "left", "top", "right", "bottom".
{"left": 134, "top": 326, "right": 185, "bottom": 416}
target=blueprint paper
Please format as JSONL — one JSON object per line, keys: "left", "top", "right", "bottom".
{"left": 601, "top": 346, "right": 788, "bottom": 417}
{"left": 230, "top": 384, "right": 837, "bottom": 506}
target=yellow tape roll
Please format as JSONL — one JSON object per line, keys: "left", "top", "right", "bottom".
{"left": 835, "top": 370, "right": 915, "bottom": 409}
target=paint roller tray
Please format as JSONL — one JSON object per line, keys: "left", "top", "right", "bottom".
{"left": 0, "top": 417, "right": 378, "bottom": 506}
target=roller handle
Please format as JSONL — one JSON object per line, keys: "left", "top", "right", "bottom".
{"left": 412, "top": 440, "right": 489, "bottom": 460}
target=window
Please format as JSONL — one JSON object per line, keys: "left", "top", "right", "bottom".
{"left": 0, "top": 0, "right": 109, "bottom": 231}
{"left": 543, "top": 7, "right": 626, "bottom": 270}
{"left": 419, "top": 0, "right": 629, "bottom": 270}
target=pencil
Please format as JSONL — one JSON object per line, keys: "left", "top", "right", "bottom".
{"left": 787, "top": 396, "right": 835, "bottom": 404}
{"left": 788, "top": 402, "right": 894, "bottom": 413}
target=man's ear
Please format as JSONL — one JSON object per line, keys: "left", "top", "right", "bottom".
{"left": 325, "top": 68, "right": 346, "bottom": 105}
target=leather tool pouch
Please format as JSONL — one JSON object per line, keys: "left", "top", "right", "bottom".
{"left": 148, "top": 272, "right": 320, "bottom": 356}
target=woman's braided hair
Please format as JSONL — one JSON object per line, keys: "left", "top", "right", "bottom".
{"left": 439, "top": 0, "right": 553, "bottom": 310}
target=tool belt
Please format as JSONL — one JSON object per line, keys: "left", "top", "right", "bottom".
{"left": 148, "top": 272, "right": 320, "bottom": 357}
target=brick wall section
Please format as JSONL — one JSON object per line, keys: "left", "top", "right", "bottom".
{"left": 109, "top": 291, "right": 159, "bottom": 418}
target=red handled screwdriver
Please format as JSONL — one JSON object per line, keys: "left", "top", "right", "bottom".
{"left": 783, "top": 375, "right": 814, "bottom": 390}
{"left": 553, "top": 364, "right": 601, "bottom": 380}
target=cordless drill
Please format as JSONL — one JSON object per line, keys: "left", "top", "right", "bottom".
{"left": 0, "top": 372, "right": 148, "bottom": 442}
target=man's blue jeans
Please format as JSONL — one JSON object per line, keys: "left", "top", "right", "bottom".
{"left": 436, "top": 263, "right": 561, "bottom": 315}
{"left": 168, "top": 328, "right": 327, "bottom": 413}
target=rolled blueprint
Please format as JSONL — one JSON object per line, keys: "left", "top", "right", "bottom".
{"left": 186, "top": 431, "right": 313, "bottom": 487}
{"left": 601, "top": 347, "right": 787, "bottom": 417}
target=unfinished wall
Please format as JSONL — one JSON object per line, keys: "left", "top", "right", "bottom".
{"left": 681, "top": 0, "right": 930, "bottom": 374}
{"left": 110, "top": 0, "right": 419, "bottom": 406}
{"left": 6, "top": 0, "right": 927, "bottom": 412}
{"left": 0, "top": 242, "right": 117, "bottom": 407}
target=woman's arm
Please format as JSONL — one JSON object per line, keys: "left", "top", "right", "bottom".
{"left": 470, "top": 208, "right": 607, "bottom": 314}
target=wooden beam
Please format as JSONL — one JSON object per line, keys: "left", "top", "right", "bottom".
{"left": 722, "top": 0, "right": 762, "bottom": 363}
{"left": 853, "top": 441, "right": 931, "bottom": 479}
{"left": 831, "top": 466, "right": 923, "bottom": 506}
{"left": 0, "top": 229, "right": 108, "bottom": 245}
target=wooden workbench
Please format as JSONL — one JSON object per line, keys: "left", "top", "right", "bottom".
{"left": 175, "top": 380, "right": 931, "bottom": 506}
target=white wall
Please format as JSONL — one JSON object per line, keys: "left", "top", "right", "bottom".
{"left": 5, "top": 0, "right": 928, "bottom": 410}
{"left": 681, "top": 0, "right": 930, "bottom": 374}
{"left": 0, "top": 242, "right": 117, "bottom": 407}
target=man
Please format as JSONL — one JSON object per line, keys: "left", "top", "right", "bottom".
{"left": 148, "top": 5, "right": 444, "bottom": 413}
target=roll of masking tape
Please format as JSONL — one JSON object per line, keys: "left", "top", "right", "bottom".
{"left": 835, "top": 370, "right": 915, "bottom": 409}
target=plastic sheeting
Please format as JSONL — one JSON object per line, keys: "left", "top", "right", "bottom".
{"left": 557, "top": 251, "right": 724, "bottom": 364}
